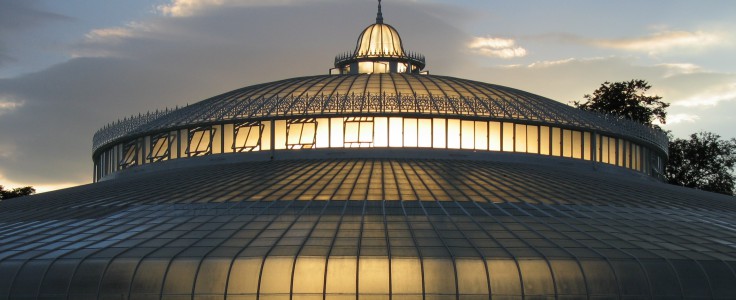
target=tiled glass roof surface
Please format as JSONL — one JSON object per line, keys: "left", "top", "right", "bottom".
{"left": 1, "top": 159, "right": 735, "bottom": 298}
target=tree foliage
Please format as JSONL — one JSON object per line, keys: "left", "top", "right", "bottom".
{"left": 574, "top": 79, "right": 669, "bottom": 125}
{"left": 666, "top": 132, "right": 736, "bottom": 195}
{"left": 0, "top": 185, "right": 36, "bottom": 200}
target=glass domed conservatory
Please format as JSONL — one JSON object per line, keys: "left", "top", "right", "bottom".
{"left": 2, "top": 2, "right": 736, "bottom": 299}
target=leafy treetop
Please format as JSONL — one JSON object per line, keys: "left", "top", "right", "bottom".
{"left": 574, "top": 79, "right": 669, "bottom": 126}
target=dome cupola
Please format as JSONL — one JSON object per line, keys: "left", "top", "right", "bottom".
{"left": 333, "top": 0, "right": 426, "bottom": 74}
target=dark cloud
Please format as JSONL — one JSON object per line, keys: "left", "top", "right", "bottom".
{"left": 0, "top": 1, "right": 469, "bottom": 185}
{"left": 0, "top": 0, "right": 71, "bottom": 66}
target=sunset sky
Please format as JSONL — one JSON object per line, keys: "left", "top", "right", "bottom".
{"left": 1, "top": 0, "right": 735, "bottom": 192}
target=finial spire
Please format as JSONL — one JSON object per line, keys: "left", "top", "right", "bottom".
{"left": 376, "top": 0, "right": 383, "bottom": 24}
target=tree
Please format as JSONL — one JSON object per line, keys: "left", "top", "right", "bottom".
{"left": 574, "top": 79, "right": 669, "bottom": 125}
{"left": 0, "top": 185, "right": 36, "bottom": 200}
{"left": 666, "top": 132, "right": 736, "bottom": 195}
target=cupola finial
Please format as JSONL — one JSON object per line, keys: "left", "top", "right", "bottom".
{"left": 376, "top": 0, "right": 383, "bottom": 24}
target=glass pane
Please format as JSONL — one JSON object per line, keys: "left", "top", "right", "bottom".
{"left": 539, "top": 126, "right": 550, "bottom": 155}
{"left": 325, "top": 256, "right": 356, "bottom": 295}
{"left": 551, "top": 127, "right": 561, "bottom": 156}
{"left": 572, "top": 131, "right": 582, "bottom": 158}
{"left": 608, "top": 137, "right": 616, "bottom": 164}
{"left": 389, "top": 117, "right": 402, "bottom": 147}
{"left": 618, "top": 139, "right": 625, "bottom": 167}
{"left": 418, "top": 119, "right": 432, "bottom": 147}
{"left": 162, "top": 258, "right": 198, "bottom": 295}
{"left": 610, "top": 260, "right": 648, "bottom": 296}
{"left": 640, "top": 260, "right": 679, "bottom": 297}
{"left": 699, "top": 260, "right": 736, "bottom": 298}
{"left": 515, "top": 124, "right": 527, "bottom": 153}
{"left": 391, "top": 258, "right": 422, "bottom": 294}
{"left": 194, "top": 258, "right": 230, "bottom": 296}
{"left": 227, "top": 257, "right": 262, "bottom": 295}
{"left": 447, "top": 119, "right": 460, "bottom": 149}
{"left": 359, "top": 121, "right": 374, "bottom": 143}
{"left": 316, "top": 118, "right": 330, "bottom": 148}
{"left": 212, "top": 124, "right": 222, "bottom": 154}
{"left": 583, "top": 132, "right": 591, "bottom": 160}
{"left": 432, "top": 118, "right": 446, "bottom": 149}
{"left": 600, "top": 136, "right": 609, "bottom": 163}
{"left": 293, "top": 257, "right": 325, "bottom": 294}
{"left": 261, "top": 121, "right": 271, "bottom": 151}
{"left": 518, "top": 260, "right": 554, "bottom": 296}
{"left": 671, "top": 259, "right": 710, "bottom": 298}
{"left": 345, "top": 122, "right": 360, "bottom": 143}
{"left": 562, "top": 129, "right": 572, "bottom": 157}
{"left": 260, "top": 257, "right": 294, "bottom": 295}
{"left": 131, "top": 258, "right": 169, "bottom": 295}
{"left": 579, "top": 260, "right": 617, "bottom": 296}
{"left": 423, "top": 258, "right": 456, "bottom": 296}
{"left": 549, "top": 260, "right": 586, "bottom": 296}
{"left": 374, "top": 117, "right": 388, "bottom": 147}
{"left": 526, "top": 125, "right": 538, "bottom": 154}
{"left": 330, "top": 118, "right": 343, "bottom": 148}
{"left": 404, "top": 118, "right": 418, "bottom": 147}
{"left": 502, "top": 122, "right": 514, "bottom": 152}
{"left": 69, "top": 259, "right": 107, "bottom": 296}
{"left": 99, "top": 258, "right": 138, "bottom": 296}
{"left": 474, "top": 121, "right": 488, "bottom": 150}
{"left": 461, "top": 120, "right": 475, "bottom": 149}
{"left": 487, "top": 259, "right": 521, "bottom": 296}
{"left": 489, "top": 122, "right": 501, "bottom": 151}
{"left": 223, "top": 123, "right": 234, "bottom": 153}
{"left": 274, "top": 120, "right": 287, "bottom": 150}
{"left": 456, "top": 258, "right": 488, "bottom": 295}
{"left": 9, "top": 260, "right": 48, "bottom": 298}
{"left": 359, "top": 257, "right": 389, "bottom": 294}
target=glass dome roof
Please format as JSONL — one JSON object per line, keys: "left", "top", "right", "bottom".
{"left": 354, "top": 23, "right": 405, "bottom": 58}
{"left": 93, "top": 73, "right": 668, "bottom": 155}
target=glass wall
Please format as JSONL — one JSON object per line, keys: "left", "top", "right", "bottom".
{"left": 94, "top": 116, "right": 663, "bottom": 181}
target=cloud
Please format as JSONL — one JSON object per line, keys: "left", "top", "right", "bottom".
{"left": 665, "top": 113, "right": 700, "bottom": 125}
{"left": 156, "top": 0, "right": 308, "bottom": 17}
{"left": 468, "top": 37, "right": 527, "bottom": 59}
{"left": 673, "top": 82, "right": 736, "bottom": 107}
{"left": 657, "top": 63, "right": 702, "bottom": 77}
{"left": 0, "top": 0, "right": 71, "bottom": 67}
{"left": 0, "top": 95, "right": 23, "bottom": 115}
{"left": 593, "top": 30, "right": 725, "bottom": 55}
{"left": 527, "top": 58, "right": 576, "bottom": 69}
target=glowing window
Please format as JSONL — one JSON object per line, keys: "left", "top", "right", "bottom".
{"left": 286, "top": 119, "right": 317, "bottom": 149}
{"left": 344, "top": 117, "right": 374, "bottom": 147}
{"left": 147, "top": 132, "right": 170, "bottom": 163}
{"left": 233, "top": 121, "right": 263, "bottom": 152}
{"left": 502, "top": 122, "right": 514, "bottom": 152}
{"left": 188, "top": 126, "right": 214, "bottom": 157}
{"left": 489, "top": 122, "right": 501, "bottom": 151}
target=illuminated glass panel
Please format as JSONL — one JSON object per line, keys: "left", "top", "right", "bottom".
{"left": 326, "top": 257, "right": 356, "bottom": 295}
{"left": 527, "top": 125, "right": 538, "bottom": 154}
{"left": 358, "top": 257, "right": 389, "bottom": 295}
{"left": 234, "top": 122, "right": 263, "bottom": 152}
{"left": 608, "top": 137, "right": 617, "bottom": 164}
{"left": 389, "top": 117, "right": 402, "bottom": 147}
{"left": 287, "top": 119, "right": 317, "bottom": 149}
{"left": 418, "top": 119, "right": 432, "bottom": 147}
{"left": 502, "top": 122, "right": 514, "bottom": 152}
{"left": 456, "top": 259, "right": 489, "bottom": 295}
{"left": 448, "top": 119, "right": 461, "bottom": 149}
{"left": 539, "top": 126, "right": 550, "bottom": 155}
{"left": 515, "top": 124, "right": 527, "bottom": 153}
{"left": 583, "top": 132, "right": 591, "bottom": 160}
{"left": 432, "top": 118, "right": 446, "bottom": 149}
{"left": 551, "top": 128, "right": 561, "bottom": 156}
{"left": 261, "top": 121, "right": 272, "bottom": 151}
{"left": 461, "top": 120, "right": 475, "bottom": 149}
{"left": 330, "top": 118, "right": 343, "bottom": 148}
{"left": 188, "top": 126, "right": 213, "bottom": 157}
{"left": 374, "top": 117, "right": 388, "bottom": 147}
{"left": 292, "top": 257, "right": 325, "bottom": 295}
{"left": 489, "top": 122, "right": 501, "bottom": 151}
{"left": 475, "top": 121, "right": 488, "bottom": 151}
{"left": 572, "top": 131, "right": 582, "bottom": 159}
{"left": 618, "top": 138, "right": 625, "bottom": 167}
{"left": 147, "top": 132, "right": 170, "bottom": 163}
{"left": 391, "top": 258, "right": 422, "bottom": 295}
{"left": 600, "top": 136, "right": 609, "bottom": 163}
{"left": 223, "top": 124, "right": 233, "bottom": 153}
{"left": 179, "top": 129, "right": 188, "bottom": 157}
{"left": 212, "top": 124, "right": 222, "bottom": 154}
{"left": 316, "top": 118, "right": 330, "bottom": 148}
{"left": 562, "top": 129, "right": 572, "bottom": 157}
{"left": 404, "top": 118, "right": 418, "bottom": 147}
{"left": 345, "top": 117, "right": 374, "bottom": 147}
